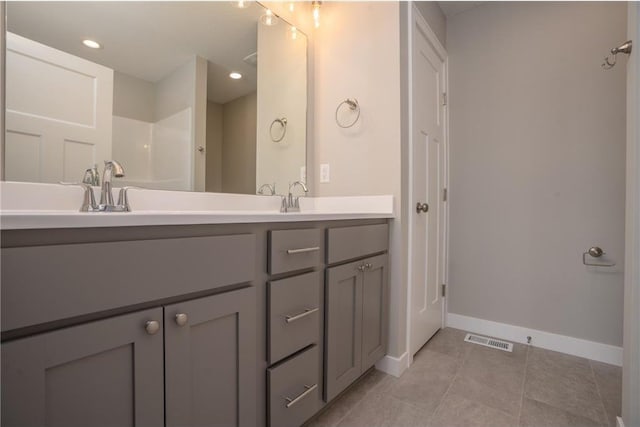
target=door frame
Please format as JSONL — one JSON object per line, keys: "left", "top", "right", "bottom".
{"left": 405, "top": 4, "right": 449, "bottom": 366}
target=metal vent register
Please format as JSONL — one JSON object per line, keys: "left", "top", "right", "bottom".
{"left": 464, "top": 333, "right": 514, "bottom": 352}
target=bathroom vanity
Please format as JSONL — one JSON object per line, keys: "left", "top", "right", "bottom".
{"left": 0, "top": 187, "right": 392, "bottom": 427}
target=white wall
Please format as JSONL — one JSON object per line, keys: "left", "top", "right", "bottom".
{"left": 314, "top": 2, "right": 405, "bottom": 358}
{"left": 447, "top": 2, "right": 627, "bottom": 346}
{"left": 622, "top": 2, "right": 640, "bottom": 424}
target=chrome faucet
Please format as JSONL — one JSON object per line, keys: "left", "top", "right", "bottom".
{"left": 282, "top": 181, "right": 308, "bottom": 212}
{"left": 99, "top": 160, "right": 125, "bottom": 210}
{"left": 82, "top": 165, "right": 100, "bottom": 187}
{"left": 257, "top": 183, "right": 276, "bottom": 195}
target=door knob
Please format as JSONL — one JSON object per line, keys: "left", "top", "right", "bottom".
{"left": 416, "top": 202, "right": 429, "bottom": 213}
{"left": 175, "top": 313, "right": 188, "bottom": 327}
{"left": 587, "top": 247, "right": 604, "bottom": 258}
{"left": 145, "top": 320, "right": 160, "bottom": 335}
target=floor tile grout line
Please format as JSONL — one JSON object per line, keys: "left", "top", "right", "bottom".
{"left": 516, "top": 345, "right": 531, "bottom": 427}
{"left": 589, "top": 359, "right": 612, "bottom": 427}
{"left": 329, "top": 370, "right": 388, "bottom": 427}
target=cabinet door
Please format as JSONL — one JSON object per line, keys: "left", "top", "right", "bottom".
{"left": 362, "top": 254, "right": 389, "bottom": 371}
{"left": 324, "top": 260, "right": 363, "bottom": 402}
{"left": 164, "top": 286, "right": 257, "bottom": 427}
{"left": 1, "top": 308, "right": 164, "bottom": 427}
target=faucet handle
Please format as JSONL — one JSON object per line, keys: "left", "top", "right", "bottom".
{"left": 59, "top": 181, "right": 98, "bottom": 212}
{"left": 116, "top": 186, "right": 140, "bottom": 212}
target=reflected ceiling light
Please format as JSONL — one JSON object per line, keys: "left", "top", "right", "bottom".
{"left": 291, "top": 26, "right": 297, "bottom": 40}
{"left": 312, "top": 1, "right": 321, "bottom": 29}
{"left": 82, "top": 39, "right": 101, "bottom": 49}
{"left": 233, "top": 0, "right": 251, "bottom": 8}
{"left": 229, "top": 72, "right": 242, "bottom": 79}
{"left": 289, "top": 2, "right": 295, "bottom": 12}
{"left": 260, "top": 9, "right": 276, "bottom": 26}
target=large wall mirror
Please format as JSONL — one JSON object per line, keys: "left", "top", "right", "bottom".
{"left": 4, "top": 1, "right": 307, "bottom": 195}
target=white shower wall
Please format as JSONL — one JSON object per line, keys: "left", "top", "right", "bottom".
{"left": 112, "top": 108, "right": 192, "bottom": 191}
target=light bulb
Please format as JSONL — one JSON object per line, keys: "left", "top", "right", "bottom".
{"left": 229, "top": 72, "right": 242, "bottom": 80}
{"left": 289, "top": 2, "right": 294, "bottom": 12}
{"left": 312, "top": 1, "right": 321, "bottom": 28}
{"left": 260, "top": 9, "right": 275, "bottom": 26}
{"left": 233, "top": 0, "right": 250, "bottom": 8}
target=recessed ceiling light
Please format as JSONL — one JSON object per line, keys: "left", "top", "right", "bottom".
{"left": 82, "top": 39, "right": 101, "bottom": 49}
{"left": 229, "top": 72, "right": 242, "bottom": 80}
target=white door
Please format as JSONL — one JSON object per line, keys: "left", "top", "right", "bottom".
{"left": 5, "top": 32, "right": 113, "bottom": 184}
{"left": 409, "top": 9, "right": 447, "bottom": 357}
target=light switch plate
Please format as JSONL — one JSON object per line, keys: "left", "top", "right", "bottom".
{"left": 320, "top": 164, "right": 330, "bottom": 183}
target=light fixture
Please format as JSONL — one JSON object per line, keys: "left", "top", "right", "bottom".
{"left": 260, "top": 8, "right": 276, "bottom": 26}
{"left": 312, "top": 1, "right": 321, "bottom": 29}
{"left": 289, "top": 2, "right": 295, "bottom": 12}
{"left": 290, "top": 26, "right": 297, "bottom": 40}
{"left": 232, "top": 0, "right": 251, "bottom": 8}
{"left": 229, "top": 72, "right": 242, "bottom": 80}
{"left": 82, "top": 39, "right": 101, "bottom": 49}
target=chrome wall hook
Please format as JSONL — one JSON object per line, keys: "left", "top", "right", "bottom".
{"left": 602, "top": 40, "right": 632, "bottom": 69}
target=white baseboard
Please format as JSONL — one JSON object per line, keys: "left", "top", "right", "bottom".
{"left": 616, "top": 416, "right": 625, "bottom": 427}
{"left": 375, "top": 351, "right": 409, "bottom": 377}
{"left": 446, "top": 313, "right": 623, "bottom": 366}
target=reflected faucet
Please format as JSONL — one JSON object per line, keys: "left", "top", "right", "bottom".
{"left": 99, "top": 160, "right": 125, "bottom": 209}
{"left": 257, "top": 183, "right": 276, "bottom": 196}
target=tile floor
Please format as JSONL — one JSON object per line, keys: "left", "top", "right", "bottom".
{"left": 306, "top": 328, "right": 622, "bottom": 427}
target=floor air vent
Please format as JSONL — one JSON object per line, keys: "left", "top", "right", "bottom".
{"left": 464, "top": 333, "right": 513, "bottom": 352}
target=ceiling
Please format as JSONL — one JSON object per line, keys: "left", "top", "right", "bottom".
{"left": 437, "top": 1, "right": 485, "bottom": 18}
{"left": 6, "top": 2, "right": 280, "bottom": 104}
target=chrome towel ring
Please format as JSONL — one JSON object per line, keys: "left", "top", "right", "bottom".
{"left": 270, "top": 117, "right": 287, "bottom": 142}
{"left": 335, "top": 98, "right": 360, "bottom": 128}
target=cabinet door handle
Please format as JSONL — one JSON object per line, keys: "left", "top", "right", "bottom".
{"left": 286, "top": 246, "right": 320, "bottom": 255}
{"left": 357, "top": 265, "right": 366, "bottom": 272}
{"left": 145, "top": 320, "right": 160, "bottom": 335}
{"left": 285, "top": 384, "right": 318, "bottom": 408}
{"left": 365, "top": 263, "right": 372, "bottom": 269}
{"left": 175, "top": 313, "right": 188, "bottom": 327}
{"left": 285, "top": 307, "right": 319, "bottom": 323}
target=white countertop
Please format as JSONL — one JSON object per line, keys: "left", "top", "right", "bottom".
{"left": 0, "top": 182, "right": 394, "bottom": 230}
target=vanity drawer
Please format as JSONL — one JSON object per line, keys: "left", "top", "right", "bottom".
{"left": 1, "top": 234, "right": 256, "bottom": 332}
{"left": 326, "top": 224, "right": 389, "bottom": 264}
{"left": 268, "top": 228, "right": 322, "bottom": 275}
{"left": 268, "top": 271, "right": 321, "bottom": 364}
{"left": 268, "top": 346, "right": 320, "bottom": 427}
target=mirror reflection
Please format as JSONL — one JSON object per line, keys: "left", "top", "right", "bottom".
{"left": 4, "top": 1, "right": 307, "bottom": 194}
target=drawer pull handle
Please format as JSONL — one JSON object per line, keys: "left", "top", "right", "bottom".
{"left": 285, "top": 384, "right": 318, "bottom": 408}
{"left": 285, "top": 307, "right": 319, "bottom": 323}
{"left": 286, "top": 246, "right": 320, "bottom": 255}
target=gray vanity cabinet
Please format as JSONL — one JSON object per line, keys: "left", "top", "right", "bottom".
{"left": 324, "top": 254, "right": 388, "bottom": 402}
{"left": 324, "top": 260, "right": 363, "bottom": 401}
{"left": 164, "top": 287, "right": 257, "bottom": 427}
{"left": 1, "top": 308, "right": 165, "bottom": 427}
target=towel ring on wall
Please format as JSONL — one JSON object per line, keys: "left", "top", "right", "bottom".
{"left": 602, "top": 40, "right": 632, "bottom": 69}
{"left": 270, "top": 117, "right": 287, "bottom": 142}
{"left": 335, "top": 98, "right": 360, "bottom": 128}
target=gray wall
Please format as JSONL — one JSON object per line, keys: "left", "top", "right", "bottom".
{"left": 414, "top": 1, "right": 446, "bottom": 47}
{"left": 222, "top": 92, "right": 256, "bottom": 195}
{"left": 205, "top": 101, "right": 223, "bottom": 192}
{"left": 113, "top": 72, "right": 155, "bottom": 123}
{"left": 447, "top": 2, "right": 627, "bottom": 346}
